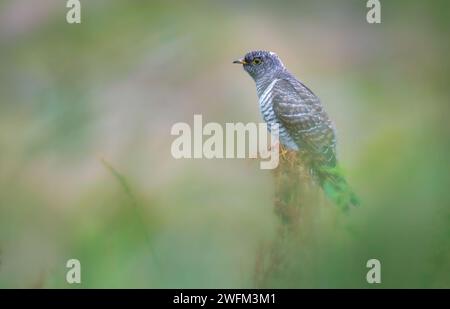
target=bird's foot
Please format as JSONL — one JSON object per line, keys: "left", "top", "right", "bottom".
{"left": 270, "top": 141, "right": 288, "bottom": 160}
{"left": 279, "top": 145, "right": 289, "bottom": 162}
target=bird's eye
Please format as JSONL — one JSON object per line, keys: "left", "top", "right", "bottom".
{"left": 252, "top": 58, "right": 262, "bottom": 65}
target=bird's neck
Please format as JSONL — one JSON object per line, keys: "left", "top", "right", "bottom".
{"left": 255, "top": 76, "right": 275, "bottom": 98}
{"left": 255, "top": 70, "right": 285, "bottom": 98}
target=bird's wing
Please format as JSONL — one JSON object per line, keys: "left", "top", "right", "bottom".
{"left": 272, "top": 78, "right": 337, "bottom": 166}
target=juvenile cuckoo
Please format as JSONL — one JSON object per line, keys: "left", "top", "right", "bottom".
{"left": 233, "top": 50, "right": 359, "bottom": 208}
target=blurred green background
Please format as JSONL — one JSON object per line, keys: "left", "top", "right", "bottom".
{"left": 0, "top": 0, "right": 449, "bottom": 288}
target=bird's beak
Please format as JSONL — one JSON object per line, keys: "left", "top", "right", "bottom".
{"left": 233, "top": 58, "right": 247, "bottom": 65}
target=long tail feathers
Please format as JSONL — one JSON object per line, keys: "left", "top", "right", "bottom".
{"left": 314, "top": 164, "right": 360, "bottom": 210}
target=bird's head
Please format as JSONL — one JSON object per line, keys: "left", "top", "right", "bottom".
{"left": 233, "top": 50, "right": 285, "bottom": 81}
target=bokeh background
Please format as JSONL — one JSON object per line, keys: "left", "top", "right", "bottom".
{"left": 0, "top": 0, "right": 449, "bottom": 288}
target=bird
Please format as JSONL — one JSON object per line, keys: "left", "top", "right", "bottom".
{"left": 233, "top": 50, "right": 359, "bottom": 209}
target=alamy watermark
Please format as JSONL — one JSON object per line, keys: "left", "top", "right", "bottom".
{"left": 65, "top": 1, "right": 381, "bottom": 26}
{"left": 366, "top": 0, "right": 381, "bottom": 24}
{"left": 66, "top": 0, "right": 81, "bottom": 24}
{"left": 170, "top": 115, "right": 280, "bottom": 170}
{"left": 66, "top": 258, "right": 81, "bottom": 284}
{"left": 366, "top": 259, "right": 381, "bottom": 284}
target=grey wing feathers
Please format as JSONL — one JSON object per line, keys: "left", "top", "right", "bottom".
{"left": 271, "top": 78, "right": 337, "bottom": 166}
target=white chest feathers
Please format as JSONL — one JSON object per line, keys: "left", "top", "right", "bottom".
{"left": 257, "top": 79, "right": 299, "bottom": 151}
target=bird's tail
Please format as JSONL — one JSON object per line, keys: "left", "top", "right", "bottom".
{"left": 314, "top": 164, "right": 360, "bottom": 210}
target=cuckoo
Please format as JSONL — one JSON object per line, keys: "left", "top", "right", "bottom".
{"left": 233, "top": 50, "right": 359, "bottom": 208}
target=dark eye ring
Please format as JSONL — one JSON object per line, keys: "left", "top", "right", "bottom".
{"left": 252, "top": 58, "right": 262, "bottom": 65}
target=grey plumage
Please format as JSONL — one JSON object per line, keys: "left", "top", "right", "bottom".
{"left": 235, "top": 50, "right": 336, "bottom": 166}
{"left": 233, "top": 50, "right": 359, "bottom": 208}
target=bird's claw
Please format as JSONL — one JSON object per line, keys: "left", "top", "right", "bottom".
{"left": 279, "top": 144, "right": 289, "bottom": 161}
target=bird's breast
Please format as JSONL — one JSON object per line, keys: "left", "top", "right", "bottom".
{"left": 257, "top": 80, "right": 299, "bottom": 151}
